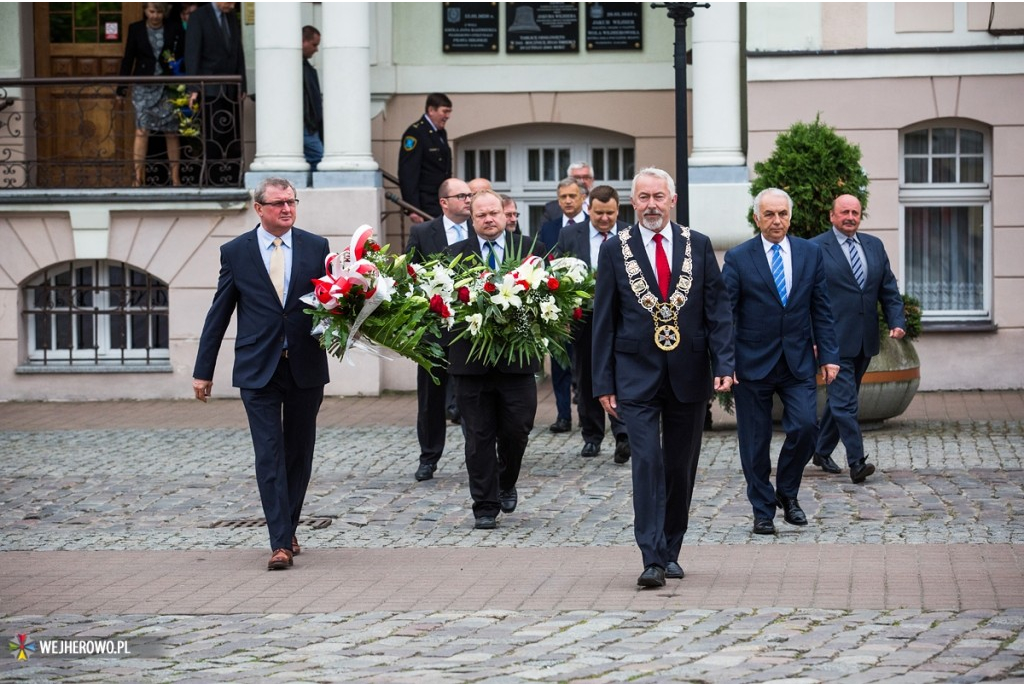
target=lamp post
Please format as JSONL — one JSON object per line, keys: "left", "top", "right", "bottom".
{"left": 651, "top": 2, "right": 708, "bottom": 225}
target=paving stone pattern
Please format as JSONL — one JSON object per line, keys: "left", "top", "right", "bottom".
{"left": 0, "top": 391, "right": 1022, "bottom": 683}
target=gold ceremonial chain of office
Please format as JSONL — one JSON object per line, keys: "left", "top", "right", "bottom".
{"left": 618, "top": 225, "right": 693, "bottom": 351}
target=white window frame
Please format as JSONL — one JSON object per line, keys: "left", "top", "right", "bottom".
{"left": 899, "top": 120, "right": 992, "bottom": 324}
{"left": 24, "top": 261, "right": 171, "bottom": 366}
{"left": 456, "top": 124, "right": 635, "bottom": 236}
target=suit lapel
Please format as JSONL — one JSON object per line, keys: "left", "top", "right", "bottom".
{"left": 749, "top": 237, "right": 782, "bottom": 305}
{"left": 823, "top": 232, "right": 859, "bottom": 288}
{"left": 790, "top": 239, "right": 809, "bottom": 302}
{"left": 244, "top": 227, "right": 278, "bottom": 302}
{"left": 627, "top": 225, "right": 661, "bottom": 300}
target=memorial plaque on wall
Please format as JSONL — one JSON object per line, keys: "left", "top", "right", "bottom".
{"left": 443, "top": 3, "right": 499, "bottom": 52}
{"left": 506, "top": 3, "right": 579, "bottom": 53}
{"left": 585, "top": 3, "right": 642, "bottom": 51}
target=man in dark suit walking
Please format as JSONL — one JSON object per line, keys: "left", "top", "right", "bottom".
{"left": 554, "top": 184, "right": 630, "bottom": 462}
{"left": 192, "top": 177, "right": 330, "bottom": 571}
{"left": 538, "top": 177, "right": 588, "bottom": 435}
{"left": 184, "top": 1, "right": 247, "bottom": 186}
{"left": 444, "top": 190, "right": 547, "bottom": 530}
{"left": 592, "top": 168, "right": 735, "bottom": 588}
{"left": 722, "top": 188, "right": 840, "bottom": 537}
{"left": 405, "top": 177, "right": 473, "bottom": 482}
{"left": 810, "top": 194, "right": 906, "bottom": 483}
{"left": 398, "top": 93, "right": 453, "bottom": 223}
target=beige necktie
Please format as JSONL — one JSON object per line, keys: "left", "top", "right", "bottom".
{"left": 269, "top": 238, "right": 284, "bottom": 304}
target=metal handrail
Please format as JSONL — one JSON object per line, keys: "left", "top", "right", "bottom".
{"left": 380, "top": 168, "right": 435, "bottom": 221}
{"left": 0, "top": 75, "right": 245, "bottom": 190}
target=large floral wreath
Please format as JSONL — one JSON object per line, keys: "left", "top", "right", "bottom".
{"left": 301, "top": 225, "right": 451, "bottom": 379}
{"left": 447, "top": 249, "right": 594, "bottom": 368}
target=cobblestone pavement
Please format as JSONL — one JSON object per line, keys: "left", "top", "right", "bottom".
{"left": 1, "top": 390, "right": 1022, "bottom": 683}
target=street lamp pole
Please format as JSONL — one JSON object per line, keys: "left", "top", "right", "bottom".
{"left": 651, "top": 2, "right": 708, "bottom": 225}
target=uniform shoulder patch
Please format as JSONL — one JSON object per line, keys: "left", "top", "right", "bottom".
{"left": 402, "top": 135, "right": 418, "bottom": 152}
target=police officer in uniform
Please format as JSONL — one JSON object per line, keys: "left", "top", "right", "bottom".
{"left": 398, "top": 93, "right": 453, "bottom": 223}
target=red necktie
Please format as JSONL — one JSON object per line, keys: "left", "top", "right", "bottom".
{"left": 653, "top": 233, "right": 670, "bottom": 299}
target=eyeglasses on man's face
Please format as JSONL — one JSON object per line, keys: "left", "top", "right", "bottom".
{"left": 259, "top": 199, "right": 299, "bottom": 209}
{"left": 443, "top": 193, "right": 472, "bottom": 202}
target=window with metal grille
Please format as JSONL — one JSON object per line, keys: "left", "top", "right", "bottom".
{"left": 23, "top": 261, "right": 170, "bottom": 367}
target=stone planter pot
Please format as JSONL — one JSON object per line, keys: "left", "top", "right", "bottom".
{"left": 771, "top": 337, "right": 920, "bottom": 430}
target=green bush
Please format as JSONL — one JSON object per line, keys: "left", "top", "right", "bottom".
{"left": 749, "top": 114, "right": 869, "bottom": 239}
{"left": 880, "top": 293, "right": 922, "bottom": 342}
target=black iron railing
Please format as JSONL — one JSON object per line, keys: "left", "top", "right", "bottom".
{"left": 0, "top": 75, "right": 245, "bottom": 190}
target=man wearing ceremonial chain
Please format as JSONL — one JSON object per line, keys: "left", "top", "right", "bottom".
{"left": 591, "top": 167, "right": 735, "bottom": 588}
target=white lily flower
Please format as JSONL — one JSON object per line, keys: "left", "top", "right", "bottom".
{"left": 491, "top": 274, "right": 525, "bottom": 310}
{"left": 466, "top": 313, "right": 484, "bottom": 336}
{"left": 511, "top": 259, "right": 548, "bottom": 290}
{"left": 539, "top": 296, "right": 561, "bottom": 322}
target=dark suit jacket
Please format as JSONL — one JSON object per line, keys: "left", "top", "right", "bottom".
{"left": 119, "top": 19, "right": 185, "bottom": 82}
{"left": 811, "top": 229, "right": 906, "bottom": 359}
{"left": 723, "top": 235, "right": 839, "bottom": 382}
{"left": 443, "top": 231, "right": 547, "bottom": 376}
{"left": 405, "top": 216, "right": 474, "bottom": 262}
{"left": 539, "top": 214, "right": 587, "bottom": 258}
{"left": 591, "top": 223, "right": 735, "bottom": 403}
{"left": 183, "top": 3, "right": 247, "bottom": 96}
{"left": 194, "top": 226, "right": 330, "bottom": 390}
{"left": 553, "top": 219, "right": 627, "bottom": 266}
{"left": 398, "top": 115, "right": 452, "bottom": 218}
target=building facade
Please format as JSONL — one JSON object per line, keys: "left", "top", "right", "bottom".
{"left": 0, "top": 2, "right": 1021, "bottom": 401}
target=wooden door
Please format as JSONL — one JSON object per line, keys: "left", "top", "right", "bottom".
{"left": 34, "top": 3, "right": 141, "bottom": 188}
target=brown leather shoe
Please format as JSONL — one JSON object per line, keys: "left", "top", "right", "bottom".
{"left": 292, "top": 536, "right": 301, "bottom": 556}
{"left": 267, "top": 548, "right": 293, "bottom": 570}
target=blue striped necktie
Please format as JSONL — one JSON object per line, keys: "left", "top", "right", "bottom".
{"left": 486, "top": 241, "right": 498, "bottom": 270}
{"left": 846, "top": 237, "right": 865, "bottom": 289}
{"left": 770, "top": 243, "right": 788, "bottom": 306}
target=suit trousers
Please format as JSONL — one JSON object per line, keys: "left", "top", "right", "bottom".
{"left": 240, "top": 356, "right": 324, "bottom": 551}
{"left": 573, "top": 318, "right": 627, "bottom": 444}
{"left": 416, "top": 365, "right": 460, "bottom": 467}
{"left": 456, "top": 371, "right": 537, "bottom": 518}
{"left": 734, "top": 357, "right": 818, "bottom": 521}
{"left": 550, "top": 343, "right": 574, "bottom": 422}
{"left": 816, "top": 352, "right": 871, "bottom": 465}
{"left": 619, "top": 384, "right": 705, "bottom": 569}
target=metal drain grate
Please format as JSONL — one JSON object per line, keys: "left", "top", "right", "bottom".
{"left": 203, "top": 517, "right": 333, "bottom": 530}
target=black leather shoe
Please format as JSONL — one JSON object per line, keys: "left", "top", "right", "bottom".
{"left": 549, "top": 417, "right": 572, "bottom": 433}
{"left": 812, "top": 453, "right": 842, "bottom": 474}
{"left": 850, "top": 459, "right": 876, "bottom": 484}
{"left": 776, "top": 494, "right": 808, "bottom": 526}
{"left": 447, "top": 407, "right": 461, "bottom": 425}
{"left": 499, "top": 487, "right": 518, "bottom": 513}
{"left": 474, "top": 516, "right": 497, "bottom": 530}
{"left": 415, "top": 463, "right": 436, "bottom": 482}
{"left": 665, "top": 561, "right": 685, "bottom": 579}
{"left": 753, "top": 518, "right": 776, "bottom": 535}
{"left": 637, "top": 565, "right": 666, "bottom": 588}
{"left": 613, "top": 436, "right": 631, "bottom": 464}
{"left": 581, "top": 441, "right": 600, "bottom": 457}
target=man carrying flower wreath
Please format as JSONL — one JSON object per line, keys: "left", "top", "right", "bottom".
{"left": 591, "top": 167, "right": 735, "bottom": 588}
{"left": 444, "top": 190, "right": 548, "bottom": 530}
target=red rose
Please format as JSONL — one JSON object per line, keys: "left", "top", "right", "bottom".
{"left": 429, "top": 294, "right": 447, "bottom": 315}
{"left": 407, "top": 264, "right": 416, "bottom": 278}
{"left": 573, "top": 307, "right": 583, "bottom": 320}
{"left": 516, "top": 279, "right": 531, "bottom": 291}
{"left": 457, "top": 287, "right": 471, "bottom": 304}
{"left": 483, "top": 281, "right": 497, "bottom": 294}
{"left": 547, "top": 277, "right": 560, "bottom": 290}
{"left": 367, "top": 241, "right": 381, "bottom": 252}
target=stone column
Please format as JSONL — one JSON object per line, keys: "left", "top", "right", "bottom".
{"left": 246, "top": 2, "right": 308, "bottom": 186}
{"left": 689, "top": 2, "right": 745, "bottom": 168}
{"left": 316, "top": 1, "right": 379, "bottom": 186}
